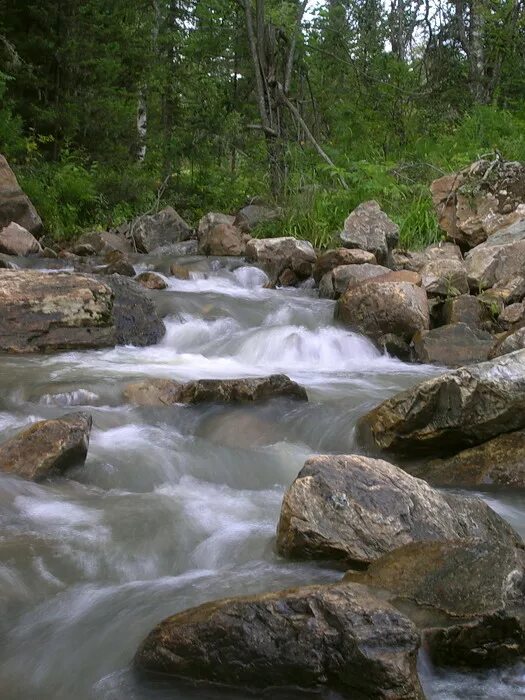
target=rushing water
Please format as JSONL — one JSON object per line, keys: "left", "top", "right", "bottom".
{"left": 1, "top": 255, "right": 525, "bottom": 700}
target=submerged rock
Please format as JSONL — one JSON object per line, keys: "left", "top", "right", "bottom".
{"left": 356, "top": 349, "right": 525, "bottom": 456}
{"left": 123, "top": 375, "right": 308, "bottom": 406}
{"left": 0, "top": 270, "right": 165, "bottom": 352}
{"left": 276, "top": 454, "right": 518, "bottom": 567}
{"left": 410, "top": 430, "right": 525, "bottom": 487}
{"left": 345, "top": 539, "right": 525, "bottom": 668}
{"left": 0, "top": 154, "right": 42, "bottom": 235}
{"left": 340, "top": 200, "right": 399, "bottom": 266}
{"left": 411, "top": 322, "right": 494, "bottom": 366}
{"left": 135, "top": 271, "right": 168, "bottom": 290}
{"left": 135, "top": 582, "right": 424, "bottom": 699}
{"left": 0, "top": 412, "right": 92, "bottom": 481}
{"left": 0, "top": 222, "right": 42, "bottom": 256}
{"left": 245, "top": 237, "right": 316, "bottom": 287}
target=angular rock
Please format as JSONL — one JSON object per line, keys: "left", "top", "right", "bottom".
{"left": 441, "top": 294, "right": 486, "bottom": 329}
{"left": 123, "top": 374, "right": 308, "bottom": 406}
{"left": 431, "top": 159, "right": 525, "bottom": 249}
{"left": 245, "top": 237, "right": 316, "bottom": 287}
{"left": 411, "top": 323, "right": 494, "bottom": 366}
{"left": 129, "top": 207, "right": 192, "bottom": 253}
{"left": 313, "top": 248, "right": 376, "bottom": 283}
{"left": 0, "top": 270, "right": 164, "bottom": 352}
{"left": 135, "top": 582, "right": 424, "bottom": 699}
{"left": 410, "top": 429, "right": 525, "bottom": 487}
{"left": 197, "top": 212, "right": 235, "bottom": 239}
{"left": 75, "top": 230, "right": 133, "bottom": 255}
{"left": 71, "top": 243, "right": 97, "bottom": 257}
{"left": 234, "top": 203, "right": 281, "bottom": 231}
{"left": 465, "top": 219, "right": 525, "bottom": 291}
{"left": 393, "top": 242, "right": 463, "bottom": 273}
{"left": 135, "top": 271, "right": 168, "bottom": 290}
{"left": 0, "top": 412, "right": 92, "bottom": 481}
{"left": 344, "top": 539, "right": 525, "bottom": 668}
{"left": 0, "top": 154, "right": 42, "bottom": 235}
{"left": 0, "top": 222, "right": 42, "bottom": 256}
{"left": 489, "top": 276, "right": 525, "bottom": 305}
{"left": 498, "top": 302, "right": 525, "bottom": 329}
{"left": 491, "top": 326, "right": 525, "bottom": 358}
{"left": 340, "top": 201, "right": 399, "bottom": 266}
{"left": 356, "top": 349, "right": 525, "bottom": 456}
{"left": 420, "top": 258, "right": 468, "bottom": 297}
{"left": 198, "top": 223, "right": 251, "bottom": 256}
{"left": 318, "top": 262, "right": 390, "bottom": 299}
{"left": 336, "top": 278, "right": 429, "bottom": 345}
{"left": 276, "top": 454, "right": 519, "bottom": 567}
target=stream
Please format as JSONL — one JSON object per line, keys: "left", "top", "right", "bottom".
{"left": 1, "top": 254, "right": 525, "bottom": 699}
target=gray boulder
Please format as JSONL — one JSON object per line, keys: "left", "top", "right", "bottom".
{"left": 313, "top": 247, "right": 377, "bottom": 283}
{"left": 411, "top": 323, "right": 494, "bottom": 366}
{"left": 356, "top": 349, "right": 525, "bottom": 456}
{"left": 0, "top": 222, "right": 42, "bottom": 256}
{"left": 245, "top": 237, "right": 316, "bottom": 287}
{"left": 129, "top": 207, "right": 192, "bottom": 253}
{"left": 276, "top": 454, "right": 519, "bottom": 567}
{"left": 465, "top": 219, "right": 525, "bottom": 291}
{"left": 340, "top": 201, "right": 399, "bottom": 265}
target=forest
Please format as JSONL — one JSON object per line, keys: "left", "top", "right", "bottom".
{"left": 1, "top": 0, "right": 525, "bottom": 248}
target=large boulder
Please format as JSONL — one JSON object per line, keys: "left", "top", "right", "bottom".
{"left": 411, "top": 323, "right": 494, "bottom": 366}
{"left": 128, "top": 207, "right": 192, "bottom": 253}
{"left": 276, "top": 455, "right": 518, "bottom": 567}
{"left": 245, "top": 237, "right": 316, "bottom": 287}
{"left": 0, "top": 270, "right": 165, "bottom": 352}
{"left": 0, "top": 154, "right": 42, "bottom": 235}
{"left": 123, "top": 375, "right": 307, "bottom": 406}
{"left": 465, "top": 219, "right": 525, "bottom": 291}
{"left": 336, "top": 277, "right": 429, "bottom": 345}
{"left": 340, "top": 201, "right": 399, "bottom": 266}
{"left": 345, "top": 539, "right": 525, "bottom": 668}
{"left": 431, "top": 159, "right": 525, "bottom": 250}
{"left": 0, "top": 412, "right": 92, "bottom": 481}
{"left": 234, "top": 203, "right": 282, "bottom": 231}
{"left": 409, "top": 429, "right": 525, "bottom": 487}
{"left": 318, "top": 262, "right": 390, "bottom": 299}
{"left": 313, "top": 248, "right": 376, "bottom": 283}
{"left": 0, "top": 222, "right": 42, "bottom": 256}
{"left": 75, "top": 230, "right": 133, "bottom": 256}
{"left": 441, "top": 294, "right": 487, "bottom": 329}
{"left": 393, "top": 242, "right": 463, "bottom": 273}
{"left": 197, "top": 212, "right": 235, "bottom": 239}
{"left": 135, "top": 582, "right": 424, "bottom": 699}
{"left": 356, "top": 349, "right": 525, "bottom": 456}
{"left": 420, "top": 257, "right": 468, "bottom": 297}
{"left": 198, "top": 223, "right": 251, "bottom": 256}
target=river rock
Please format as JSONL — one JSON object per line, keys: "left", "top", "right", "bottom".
{"left": 128, "top": 207, "right": 192, "bottom": 253}
{"left": 169, "top": 262, "right": 190, "bottom": 279}
{"left": 135, "top": 271, "right": 168, "bottom": 290}
{"left": 344, "top": 539, "right": 525, "bottom": 668}
{"left": 313, "top": 248, "right": 376, "bottom": 283}
{"left": 410, "top": 429, "right": 525, "bottom": 487}
{"left": 0, "top": 270, "right": 165, "bottom": 352}
{"left": 340, "top": 201, "right": 399, "bottom": 266}
{"left": 198, "top": 223, "right": 251, "bottom": 256}
{"left": 431, "top": 159, "right": 525, "bottom": 249}
{"left": 318, "top": 262, "right": 390, "bottom": 299}
{"left": 135, "top": 581, "right": 424, "bottom": 699}
{"left": 0, "top": 154, "right": 42, "bottom": 235}
{"left": 356, "top": 349, "right": 525, "bottom": 456}
{"left": 393, "top": 242, "right": 463, "bottom": 272}
{"left": 245, "top": 237, "right": 316, "bottom": 286}
{"left": 0, "top": 412, "right": 92, "bottom": 481}
{"left": 197, "top": 212, "right": 235, "bottom": 238}
{"left": 75, "top": 230, "right": 133, "bottom": 256}
{"left": 441, "top": 294, "right": 486, "bottom": 329}
{"left": 123, "top": 374, "right": 308, "bottom": 406}
{"left": 498, "top": 302, "right": 525, "bottom": 329}
{"left": 420, "top": 258, "right": 468, "bottom": 297}
{"left": 276, "top": 454, "right": 518, "bottom": 567}
{"left": 0, "top": 222, "right": 42, "bottom": 256}
{"left": 465, "top": 219, "right": 525, "bottom": 291}
{"left": 491, "top": 326, "right": 525, "bottom": 358}
{"left": 411, "top": 323, "right": 494, "bottom": 366}
{"left": 336, "top": 278, "right": 429, "bottom": 345}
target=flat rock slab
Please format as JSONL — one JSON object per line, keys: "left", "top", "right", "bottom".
{"left": 276, "top": 454, "right": 519, "bottom": 567}
{"left": 123, "top": 375, "right": 308, "bottom": 405}
{"left": 0, "top": 412, "right": 92, "bottom": 481}
{"left": 135, "top": 582, "right": 424, "bottom": 699}
{"left": 345, "top": 539, "right": 525, "bottom": 668}
{"left": 356, "top": 349, "right": 525, "bottom": 456}
{"left": 0, "top": 270, "right": 165, "bottom": 352}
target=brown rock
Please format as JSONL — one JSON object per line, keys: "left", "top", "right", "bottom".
{"left": 499, "top": 302, "right": 525, "bottom": 329}
{"left": 441, "top": 294, "right": 486, "bottom": 329}
{"left": 0, "top": 412, "right": 92, "bottom": 481}
{"left": 135, "top": 271, "right": 168, "bottom": 290}
{"left": 0, "top": 155, "right": 42, "bottom": 235}
{"left": 76, "top": 230, "right": 133, "bottom": 256}
{"left": 318, "top": 262, "right": 390, "bottom": 299}
{"left": 123, "top": 374, "right": 308, "bottom": 406}
{"left": 135, "top": 582, "right": 424, "bottom": 699}
{"left": 169, "top": 263, "right": 190, "bottom": 280}
{"left": 356, "top": 349, "right": 525, "bottom": 456}
{"left": 313, "top": 247, "right": 376, "bottom": 283}
{"left": 393, "top": 242, "right": 463, "bottom": 273}
{"left": 420, "top": 258, "right": 468, "bottom": 297}
{"left": 198, "top": 223, "right": 251, "bottom": 256}
{"left": 0, "top": 222, "right": 42, "bottom": 256}
{"left": 276, "top": 454, "right": 519, "bottom": 567}
{"left": 411, "top": 323, "right": 495, "bottom": 366}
